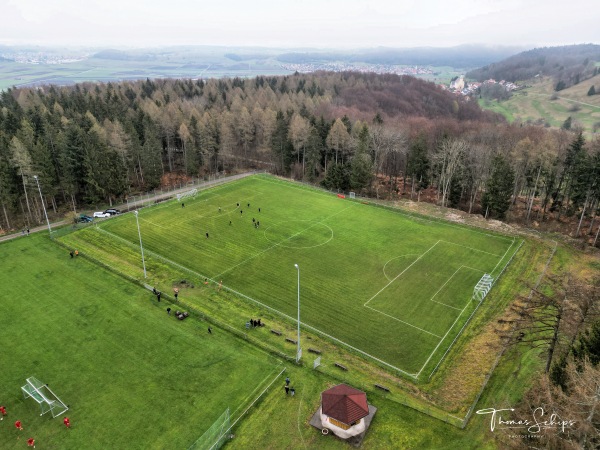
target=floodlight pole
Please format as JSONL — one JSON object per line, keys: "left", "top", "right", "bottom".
{"left": 134, "top": 210, "right": 147, "bottom": 278}
{"left": 294, "top": 263, "right": 301, "bottom": 362}
{"left": 33, "top": 175, "right": 52, "bottom": 237}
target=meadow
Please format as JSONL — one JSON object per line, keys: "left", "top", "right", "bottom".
{"left": 61, "top": 175, "right": 521, "bottom": 379}
{"left": 0, "top": 234, "right": 281, "bottom": 450}
{"left": 479, "top": 75, "right": 600, "bottom": 135}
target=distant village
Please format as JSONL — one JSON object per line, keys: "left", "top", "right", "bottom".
{"left": 441, "top": 75, "right": 521, "bottom": 96}
{"left": 280, "top": 62, "right": 434, "bottom": 76}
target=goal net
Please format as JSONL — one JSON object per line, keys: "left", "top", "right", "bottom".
{"left": 21, "top": 377, "right": 69, "bottom": 418}
{"left": 188, "top": 407, "right": 230, "bottom": 450}
{"left": 473, "top": 274, "right": 494, "bottom": 302}
{"left": 177, "top": 188, "right": 198, "bottom": 202}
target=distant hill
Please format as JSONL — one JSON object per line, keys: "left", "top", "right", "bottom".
{"left": 93, "top": 49, "right": 157, "bottom": 61}
{"left": 466, "top": 44, "right": 600, "bottom": 89}
{"left": 277, "top": 45, "right": 524, "bottom": 69}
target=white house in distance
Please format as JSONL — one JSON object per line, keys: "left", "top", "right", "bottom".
{"left": 319, "top": 384, "right": 370, "bottom": 439}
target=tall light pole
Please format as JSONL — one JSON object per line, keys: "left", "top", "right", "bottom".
{"left": 33, "top": 175, "right": 52, "bottom": 237}
{"left": 134, "top": 210, "right": 147, "bottom": 278}
{"left": 294, "top": 263, "right": 301, "bottom": 363}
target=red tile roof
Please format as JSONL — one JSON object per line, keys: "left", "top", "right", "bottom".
{"left": 321, "top": 384, "right": 369, "bottom": 425}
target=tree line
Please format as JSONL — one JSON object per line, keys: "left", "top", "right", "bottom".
{"left": 0, "top": 71, "right": 598, "bottom": 244}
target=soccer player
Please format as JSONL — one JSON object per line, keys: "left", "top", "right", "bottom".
{"left": 15, "top": 420, "right": 23, "bottom": 430}
{"left": 240, "top": 210, "right": 243, "bottom": 215}
{"left": 208, "top": 327, "right": 212, "bottom": 334}
{"left": 27, "top": 437, "right": 35, "bottom": 447}
{"left": 63, "top": 417, "right": 71, "bottom": 428}
{"left": 0, "top": 405, "right": 6, "bottom": 419}
{"left": 206, "top": 232, "right": 209, "bottom": 239}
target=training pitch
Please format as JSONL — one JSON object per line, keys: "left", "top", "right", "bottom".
{"left": 71, "top": 175, "right": 521, "bottom": 378}
{"left": 0, "top": 235, "right": 280, "bottom": 449}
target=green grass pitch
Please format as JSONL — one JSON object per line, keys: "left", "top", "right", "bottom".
{"left": 74, "top": 175, "right": 521, "bottom": 377}
{"left": 0, "top": 234, "right": 280, "bottom": 449}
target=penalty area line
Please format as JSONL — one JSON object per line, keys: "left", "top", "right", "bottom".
{"left": 364, "top": 305, "right": 442, "bottom": 338}
{"left": 416, "top": 296, "right": 472, "bottom": 378}
{"left": 364, "top": 240, "right": 440, "bottom": 307}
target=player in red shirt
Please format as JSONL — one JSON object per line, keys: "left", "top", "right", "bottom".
{"left": 0, "top": 405, "right": 6, "bottom": 419}
{"left": 63, "top": 417, "right": 71, "bottom": 428}
{"left": 15, "top": 420, "right": 23, "bottom": 430}
{"left": 27, "top": 437, "right": 35, "bottom": 447}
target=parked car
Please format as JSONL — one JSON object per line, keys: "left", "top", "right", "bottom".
{"left": 78, "top": 214, "right": 93, "bottom": 223}
{"left": 104, "top": 208, "right": 121, "bottom": 216}
{"left": 93, "top": 211, "right": 111, "bottom": 218}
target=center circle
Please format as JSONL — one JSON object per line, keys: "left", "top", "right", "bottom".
{"left": 263, "top": 220, "right": 333, "bottom": 249}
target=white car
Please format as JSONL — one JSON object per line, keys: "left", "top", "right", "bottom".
{"left": 93, "top": 211, "right": 111, "bottom": 218}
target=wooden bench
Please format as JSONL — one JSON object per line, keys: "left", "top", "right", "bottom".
{"left": 334, "top": 363, "right": 348, "bottom": 371}
{"left": 308, "top": 348, "right": 322, "bottom": 354}
{"left": 270, "top": 329, "right": 282, "bottom": 336}
{"left": 375, "top": 384, "right": 390, "bottom": 392}
{"left": 285, "top": 338, "right": 297, "bottom": 344}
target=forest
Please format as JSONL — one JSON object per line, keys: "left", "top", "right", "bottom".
{"left": 0, "top": 71, "right": 599, "bottom": 245}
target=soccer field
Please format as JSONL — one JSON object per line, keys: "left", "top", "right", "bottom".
{"left": 0, "top": 235, "right": 280, "bottom": 450}
{"left": 75, "top": 175, "right": 521, "bottom": 377}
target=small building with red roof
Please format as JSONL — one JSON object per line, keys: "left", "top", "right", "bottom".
{"left": 319, "top": 384, "right": 371, "bottom": 439}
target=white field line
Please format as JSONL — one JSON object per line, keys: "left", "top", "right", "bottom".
{"left": 439, "top": 240, "right": 502, "bottom": 257}
{"left": 425, "top": 239, "right": 525, "bottom": 381}
{"left": 223, "top": 284, "right": 418, "bottom": 378}
{"left": 429, "top": 266, "right": 466, "bottom": 311}
{"left": 364, "top": 304, "right": 442, "bottom": 338}
{"left": 98, "top": 225, "right": 420, "bottom": 377}
{"left": 213, "top": 205, "right": 353, "bottom": 280}
{"left": 258, "top": 175, "right": 515, "bottom": 243}
{"left": 364, "top": 241, "right": 440, "bottom": 307}
{"left": 416, "top": 297, "right": 472, "bottom": 378}
{"left": 490, "top": 237, "right": 517, "bottom": 275}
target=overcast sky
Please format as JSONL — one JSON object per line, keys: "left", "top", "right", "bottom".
{"left": 1, "top": 0, "right": 598, "bottom": 49}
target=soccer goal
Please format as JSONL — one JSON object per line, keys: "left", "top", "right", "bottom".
{"left": 473, "top": 274, "right": 494, "bottom": 302}
{"left": 176, "top": 188, "right": 198, "bottom": 202}
{"left": 21, "top": 377, "right": 69, "bottom": 418}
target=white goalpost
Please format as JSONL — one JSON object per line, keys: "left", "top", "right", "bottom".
{"left": 473, "top": 274, "right": 494, "bottom": 302}
{"left": 176, "top": 188, "right": 198, "bottom": 202}
{"left": 21, "top": 377, "right": 69, "bottom": 418}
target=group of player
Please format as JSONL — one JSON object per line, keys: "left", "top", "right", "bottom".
{"left": 0, "top": 405, "right": 70, "bottom": 447}
{"left": 205, "top": 201, "right": 263, "bottom": 238}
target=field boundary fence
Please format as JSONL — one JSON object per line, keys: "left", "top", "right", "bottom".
{"left": 124, "top": 171, "right": 265, "bottom": 213}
